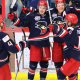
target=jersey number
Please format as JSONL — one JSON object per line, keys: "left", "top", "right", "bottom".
{"left": 7, "top": 41, "right": 13, "bottom": 46}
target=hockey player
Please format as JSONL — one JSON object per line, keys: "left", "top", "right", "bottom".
{"left": 49, "top": 0, "right": 70, "bottom": 78}
{"left": 48, "top": 0, "right": 79, "bottom": 79}
{"left": 49, "top": 13, "right": 79, "bottom": 80}
{"left": 0, "top": 18, "right": 27, "bottom": 80}
{"left": 8, "top": 0, "right": 50, "bottom": 80}
{"left": 24, "top": 0, "right": 79, "bottom": 79}
{"left": 21, "top": 1, "right": 70, "bottom": 77}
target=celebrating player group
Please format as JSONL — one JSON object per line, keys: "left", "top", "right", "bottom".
{"left": 0, "top": 0, "right": 80, "bottom": 80}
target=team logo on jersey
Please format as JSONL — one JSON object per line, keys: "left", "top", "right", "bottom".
{"left": 35, "top": 21, "right": 48, "bottom": 34}
{"left": 53, "top": 16, "right": 64, "bottom": 25}
{"left": 34, "top": 16, "right": 40, "bottom": 21}
{"left": 52, "top": 13, "right": 57, "bottom": 18}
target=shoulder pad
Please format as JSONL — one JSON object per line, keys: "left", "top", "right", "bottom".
{"left": 0, "top": 32, "right": 10, "bottom": 43}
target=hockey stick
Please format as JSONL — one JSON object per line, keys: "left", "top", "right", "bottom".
{"left": 46, "top": 0, "right": 53, "bottom": 41}
{"left": 46, "top": 0, "right": 52, "bottom": 24}
{"left": 10, "top": 0, "right": 18, "bottom": 13}
{"left": 14, "top": 51, "right": 23, "bottom": 80}
{"left": 22, "top": 29, "right": 26, "bottom": 41}
{"left": 12, "top": 28, "right": 19, "bottom": 72}
{"left": 46, "top": 0, "right": 53, "bottom": 65}
{"left": 14, "top": 29, "right": 26, "bottom": 80}
{"left": 10, "top": 0, "right": 19, "bottom": 71}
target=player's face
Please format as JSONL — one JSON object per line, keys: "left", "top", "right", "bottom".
{"left": 66, "top": 20, "right": 71, "bottom": 27}
{"left": 56, "top": 3, "right": 65, "bottom": 14}
{"left": 38, "top": 6, "right": 47, "bottom": 15}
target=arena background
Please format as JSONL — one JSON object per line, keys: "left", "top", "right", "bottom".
{"left": 0, "top": 0, "right": 80, "bottom": 80}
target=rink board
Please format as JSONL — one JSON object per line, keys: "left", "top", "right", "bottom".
{"left": 11, "top": 73, "right": 80, "bottom": 80}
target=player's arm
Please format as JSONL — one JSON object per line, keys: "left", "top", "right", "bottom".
{"left": 57, "top": 27, "right": 74, "bottom": 41}
{"left": 1, "top": 33, "right": 27, "bottom": 53}
{"left": 13, "top": 13, "right": 31, "bottom": 27}
{"left": 8, "top": 12, "right": 31, "bottom": 27}
{"left": 48, "top": 24, "right": 74, "bottom": 41}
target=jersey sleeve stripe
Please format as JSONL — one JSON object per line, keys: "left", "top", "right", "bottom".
{"left": 74, "top": 45, "right": 80, "bottom": 50}
{"left": 0, "top": 56, "right": 8, "bottom": 62}
{"left": 59, "top": 30, "right": 68, "bottom": 38}
{"left": 15, "top": 44, "right": 21, "bottom": 51}
{"left": 13, "top": 18, "right": 20, "bottom": 26}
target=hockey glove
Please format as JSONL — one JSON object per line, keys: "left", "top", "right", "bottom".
{"left": 19, "top": 41, "right": 28, "bottom": 51}
{"left": 21, "top": 7, "right": 27, "bottom": 13}
{"left": 29, "top": 7, "right": 38, "bottom": 13}
{"left": 53, "top": 24, "right": 60, "bottom": 34}
{"left": 21, "top": 6, "right": 37, "bottom": 14}
{"left": 8, "top": 12, "right": 17, "bottom": 22}
{"left": 48, "top": 24, "right": 60, "bottom": 34}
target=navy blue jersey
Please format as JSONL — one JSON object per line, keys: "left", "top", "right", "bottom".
{"left": 13, "top": 12, "right": 50, "bottom": 47}
{"left": 53, "top": 23, "right": 67, "bottom": 42}
{"left": 0, "top": 32, "right": 20, "bottom": 67}
{"left": 48, "top": 7, "right": 72, "bottom": 42}
{"left": 56, "top": 26, "right": 80, "bottom": 61}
